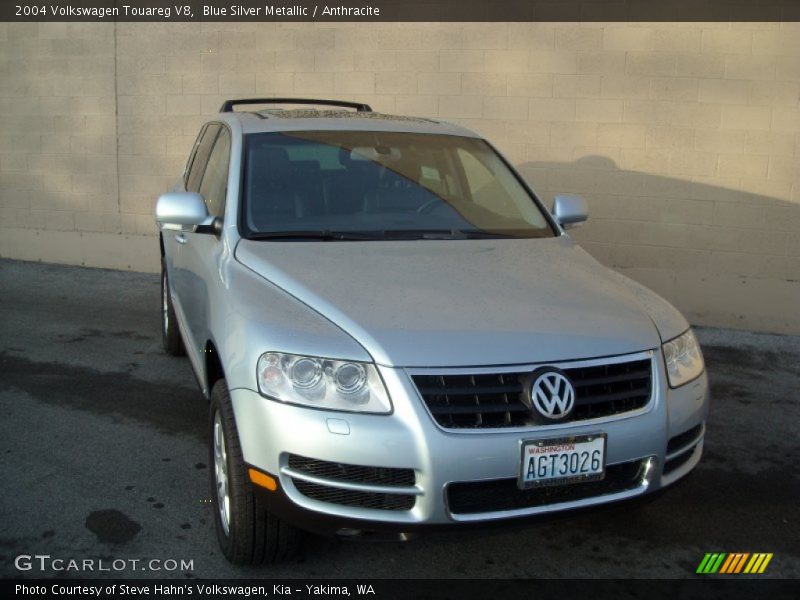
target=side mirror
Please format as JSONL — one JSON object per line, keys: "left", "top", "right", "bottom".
{"left": 155, "top": 192, "right": 210, "bottom": 229}
{"left": 552, "top": 194, "right": 588, "bottom": 229}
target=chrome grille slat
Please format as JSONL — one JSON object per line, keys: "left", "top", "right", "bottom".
{"left": 292, "top": 479, "right": 415, "bottom": 511}
{"left": 287, "top": 454, "right": 415, "bottom": 487}
{"left": 428, "top": 403, "right": 529, "bottom": 415}
{"left": 416, "top": 383, "right": 522, "bottom": 396}
{"left": 573, "top": 385, "right": 650, "bottom": 405}
{"left": 575, "top": 369, "right": 650, "bottom": 386}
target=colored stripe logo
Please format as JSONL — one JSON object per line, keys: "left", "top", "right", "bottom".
{"left": 697, "top": 553, "right": 773, "bottom": 574}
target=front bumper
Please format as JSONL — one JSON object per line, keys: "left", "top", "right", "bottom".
{"left": 230, "top": 353, "right": 709, "bottom": 536}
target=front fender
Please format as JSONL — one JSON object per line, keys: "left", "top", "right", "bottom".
{"left": 209, "top": 258, "right": 372, "bottom": 392}
{"left": 608, "top": 270, "right": 690, "bottom": 342}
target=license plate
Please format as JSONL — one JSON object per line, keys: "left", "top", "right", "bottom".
{"left": 519, "top": 434, "right": 606, "bottom": 489}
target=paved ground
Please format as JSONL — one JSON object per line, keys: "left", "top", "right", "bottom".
{"left": 0, "top": 259, "right": 798, "bottom": 579}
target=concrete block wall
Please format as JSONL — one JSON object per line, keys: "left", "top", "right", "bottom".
{"left": 0, "top": 21, "right": 798, "bottom": 333}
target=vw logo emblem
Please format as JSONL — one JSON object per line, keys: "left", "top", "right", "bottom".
{"left": 528, "top": 369, "right": 575, "bottom": 421}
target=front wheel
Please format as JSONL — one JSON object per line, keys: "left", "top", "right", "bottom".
{"left": 209, "top": 379, "right": 301, "bottom": 564}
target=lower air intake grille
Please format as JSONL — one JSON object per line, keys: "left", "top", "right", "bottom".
{"left": 447, "top": 458, "right": 647, "bottom": 515}
{"left": 292, "top": 479, "right": 415, "bottom": 511}
{"left": 663, "top": 446, "right": 697, "bottom": 475}
{"left": 412, "top": 358, "right": 653, "bottom": 429}
{"left": 287, "top": 454, "right": 416, "bottom": 511}
{"left": 288, "top": 454, "right": 415, "bottom": 487}
{"left": 666, "top": 423, "right": 703, "bottom": 455}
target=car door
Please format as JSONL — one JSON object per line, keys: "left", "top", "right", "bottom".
{"left": 179, "top": 125, "right": 232, "bottom": 358}
{"left": 170, "top": 123, "right": 221, "bottom": 357}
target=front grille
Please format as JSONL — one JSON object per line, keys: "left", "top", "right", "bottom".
{"left": 412, "top": 358, "right": 652, "bottom": 429}
{"left": 287, "top": 454, "right": 416, "bottom": 511}
{"left": 666, "top": 423, "right": 703, "bottom": 455}
{"left": 447, "top": 459, "right": 647, "bottom": 515}
{"left": 288, "top": 454, "right": 415, "bottom": 487}
{"left": 292, "top": 479, "right": 415, "bottom": 511}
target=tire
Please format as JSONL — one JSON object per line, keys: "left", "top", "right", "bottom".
{"left": 161, "top": 258, "right": 185, "bottom": 356}
{"left": 209, "top": 379, "right": 302, "bottom": 564}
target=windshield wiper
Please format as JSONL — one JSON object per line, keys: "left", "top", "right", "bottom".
{"left": 246, "top": 229, "right": 521, "bottom": 241}
{"left": 457, "top": 230, "right": 518, "bottom": 239}
{"left": 246, "top": 230, "right": 385, "bottom": 241}
{"left": 380, "top": 229, "right": 464, "bottom": 239}
{"left": 382, "top": 229, "right": 518, "bottom": 240}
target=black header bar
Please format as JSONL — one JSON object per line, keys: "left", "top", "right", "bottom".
{"left": 2, "top": 0, "right": 799, "bottom": 22}
{"left": 3, "top": 578, "right": 800, "bottom": 600}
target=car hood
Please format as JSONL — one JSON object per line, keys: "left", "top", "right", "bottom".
{"left": 235, "top": 236, "right": 662, "bottom": 367}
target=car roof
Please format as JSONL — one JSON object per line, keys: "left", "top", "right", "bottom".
{"left": 214, "top": 98, "right": 482, "bottom": 138}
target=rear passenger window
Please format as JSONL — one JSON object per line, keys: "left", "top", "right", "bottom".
{"left": 198, "top": 128, "right": 231, "bottom": 219}
{"left": 186, "top": 124, "right": 221, "bottom": 193}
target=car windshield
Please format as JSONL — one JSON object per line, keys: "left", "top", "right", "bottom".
{"left": 241, "top": 130, "right": 555, "bottom": 240}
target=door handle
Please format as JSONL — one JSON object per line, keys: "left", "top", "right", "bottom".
{"left": 175, "top": 233, "right": 188, "bottom": 245}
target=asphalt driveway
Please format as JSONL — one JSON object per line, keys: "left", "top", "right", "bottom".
{"left": 0, "top": 259, "right": 798, "bottom": 579}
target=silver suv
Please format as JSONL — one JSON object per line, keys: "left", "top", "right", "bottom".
{"left": 155, "top": 98, "right": 709, "bottom": 564}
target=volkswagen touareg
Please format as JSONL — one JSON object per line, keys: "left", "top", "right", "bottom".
{"left": 155, "top": 98, "right": 709, "bottom": 564}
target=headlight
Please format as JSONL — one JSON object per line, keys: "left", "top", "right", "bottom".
{"left": 662, "top": 329, "right": 704, "bottom": 388}
{"left": 256, "top": 352, "right": 392, "bottom": 414}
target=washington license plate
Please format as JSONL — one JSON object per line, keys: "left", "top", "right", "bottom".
{"left": 519, "top": 434, "right": 606, "bottom": 489}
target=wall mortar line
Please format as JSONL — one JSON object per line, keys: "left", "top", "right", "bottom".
{"left": 113, "top": 19, "right": 121, "bottom": 216}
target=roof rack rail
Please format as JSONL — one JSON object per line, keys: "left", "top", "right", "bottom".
{"left": 219, "top": 98, "right": 373, "bottom": 113}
